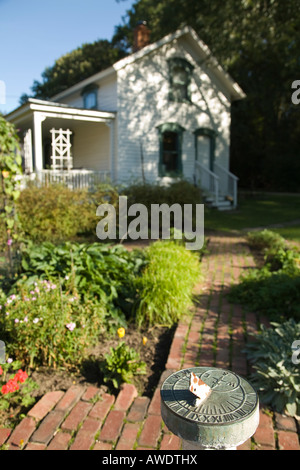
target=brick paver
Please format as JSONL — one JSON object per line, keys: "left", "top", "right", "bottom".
{"left": 1, "top": 234, "right": 299, "bottom": 450}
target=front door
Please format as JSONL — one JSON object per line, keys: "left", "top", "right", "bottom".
{"left": 196, "top": 134, "right": 212, "bottom": 171}
{"left": 194, "top": 128, "right": 216, "bottom": 192}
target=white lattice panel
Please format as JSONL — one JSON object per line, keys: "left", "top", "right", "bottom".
{"left": 50, "top": 128, "right": 73, "bottom": 170}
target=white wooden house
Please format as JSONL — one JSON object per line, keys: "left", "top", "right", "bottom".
{"left": 6, "top": 24, "right": 245, "bottom": 209}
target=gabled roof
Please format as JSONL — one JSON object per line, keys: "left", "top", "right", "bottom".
{"left": 51, "top": 26, "right": 245, "bottom": 104}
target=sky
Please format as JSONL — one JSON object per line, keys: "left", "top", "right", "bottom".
{"left": 0, "top": 0, "right": 136, "bottom": 115}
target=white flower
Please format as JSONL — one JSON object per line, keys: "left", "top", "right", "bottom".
{"left": 33, "top": 318, "right": 39, "bottom": 324}
{"left": 66, "top": 322, "right": 76, "bottom": 332}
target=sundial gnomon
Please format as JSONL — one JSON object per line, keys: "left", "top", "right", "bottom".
{"left": 161, "top": 367, "right": 258, "bottom": 425}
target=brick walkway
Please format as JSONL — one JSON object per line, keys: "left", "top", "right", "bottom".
{"left": 0, "top": 234, "right": 299, "bottom": 451}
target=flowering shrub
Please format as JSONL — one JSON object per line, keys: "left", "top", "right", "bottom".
{"left": 0, "top": 279, "right": 107, "bottom": 368}
{"left": 0, "top": 359, "right": 37, "bottom": 413}
{"left": 0, "top": 116, "right": 22, "bottom": 264}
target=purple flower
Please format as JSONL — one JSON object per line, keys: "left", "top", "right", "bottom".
{"left": 7, "top": 238, "right": 13, "bottom": 246}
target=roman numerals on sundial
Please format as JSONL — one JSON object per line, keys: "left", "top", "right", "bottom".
{"left": 161, "top": 367, "right": 258, "bottom": 425}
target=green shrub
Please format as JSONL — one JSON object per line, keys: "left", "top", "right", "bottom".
{"left": 228, "top": 269, "right": 300, "bottom": 321}
{"left": 134, "top": 240, "right": 201, "bottom": 327}
{"left": 244, "top": 319, "right": 300, "bottom": 417}
{"left": 100, "top": 342, "right": 146, "bottom": 389}
{"left": 229, "top": 231, "right": 300, "bottom": 321}
{"left": 16, "top": 183, "right": 119, "bottom": 243}
{"left": 264, "top": 246, "right": 299, "bottom": 273}
{"left": 14, "top": 241, "right": 147, "bottom": 318}
{"left": 247, "top": 229, "right": 286, "bottom": 253}
{"left": 123, "top": 179, "right": 202, "bottom": 234}
{"left": 0, "top": 279, "right": 107, "bottom": 368}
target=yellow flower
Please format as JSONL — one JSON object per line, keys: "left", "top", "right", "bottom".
{"left": 2, "top": 170, "right": 9, "bottom": 179}
{"left": 117, "top": 327, "right": 125, "bottom": 339}
{"left": 142, "top": 336, "right": 148, "bottom": 346}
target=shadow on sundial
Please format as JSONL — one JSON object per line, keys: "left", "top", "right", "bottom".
{"left": 161, "top": 388, "right": 194, "bottom": 405}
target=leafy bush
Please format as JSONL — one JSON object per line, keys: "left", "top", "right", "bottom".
{"left": 0, "top": 279, "right": 107, "bottom": 368}
{"left": 244, "top": 319, "right": 300, "bottom": 417}
{"left": 229, "top": 270, "right": 300, "bottom": 321}
{"left": 16, "top": 183, "right": 119, "bottom": 243}
{"left": 124, "top": 179, "right": 202, "bottom": 207}
{"left": 100, "top": 342, "right": 146, "bottom": 389}
{"left": 229, "top": 231, "right": 300, "bottom": 321}
{"left": 123, "top": 179, "right": 202, "bottom": 234}
{"left": 247, "top": 229, "right": 286, "bottom": 253}
{"left": 135, "top": 240, "right": 201, "bottom": 327}
{"left": 14, "top": 241, "right": 147, "bottom": 321}
{"left": 0, "top": 116, "right": 22, "bottom": 263}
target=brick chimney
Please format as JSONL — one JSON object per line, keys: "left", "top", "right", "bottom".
{"left": 133, "top": 21, "right": 150, "bottom": 52}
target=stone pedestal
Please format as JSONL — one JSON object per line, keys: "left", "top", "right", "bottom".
{"left": 160, "top": 367, "right": 259, "bottom": 450}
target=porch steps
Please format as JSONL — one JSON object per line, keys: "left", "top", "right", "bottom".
{"left": 204, "top": 194, "right": 233, "bottom": 211}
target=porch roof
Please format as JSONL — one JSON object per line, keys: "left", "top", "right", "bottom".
{"left": 5, "top": 98, "right": 116, "bottom": 124}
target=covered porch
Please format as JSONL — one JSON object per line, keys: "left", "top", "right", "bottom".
{"left": 6, "top": 99, "right": 116, "bottom": 189}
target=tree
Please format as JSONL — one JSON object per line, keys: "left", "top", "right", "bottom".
{"left": 21, "top": 39, "right": 126, "bottom": 102}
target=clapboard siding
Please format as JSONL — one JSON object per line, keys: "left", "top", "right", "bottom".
{"left": 73, "top": 121, "right": 110, "bottom": 171}
{"left": 116, "top": 38, "right": 231, "bottom": 184}
{"left": 55, "top": 75, "right": 117, "bottom": 112}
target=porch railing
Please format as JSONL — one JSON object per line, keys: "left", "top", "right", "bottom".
{"left": 21, "top": 169, "right": 111, "bottom": 190}
{"left": 214, "top": 162, "right": 239, "bottom": 208}
{"left": 194, "top": 160, "right": 219, "bottom": 206}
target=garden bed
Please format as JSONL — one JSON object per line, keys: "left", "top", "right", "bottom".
{"left": 0, "top": 323, "right": 175, "bottom": 428}
{"left": 30, "top": 323, "right": 175, "bottom": 398}
{"left": 1, "top": 238, "right": 201, "bottom": 429}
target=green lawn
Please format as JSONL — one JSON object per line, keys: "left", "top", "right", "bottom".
{"left": 204, "top": 193, "right": 300, "bottom": 241}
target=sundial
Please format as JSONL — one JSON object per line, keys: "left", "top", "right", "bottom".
{"left": 160, "top": 367, "right": 259, "bottom": 450}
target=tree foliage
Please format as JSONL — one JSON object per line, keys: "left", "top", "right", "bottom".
{"left": 20, "top": 39, "right": 126, "bottom": 102}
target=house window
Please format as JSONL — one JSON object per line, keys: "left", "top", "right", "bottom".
{"left": 158, "top": 123, "right": 185, "bottom": 176}
{"left": 168, "top": 58, "right": 194, "bottom": 102}
{"left": 82, "top": 85, "right": 98, "bottom": 109}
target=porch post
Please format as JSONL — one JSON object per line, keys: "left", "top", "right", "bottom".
{"left": 33, "top": 112, "right": 46, "bottom": 172}
{"left": 106, "top": 119, "right": 116, "bottom": 182}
